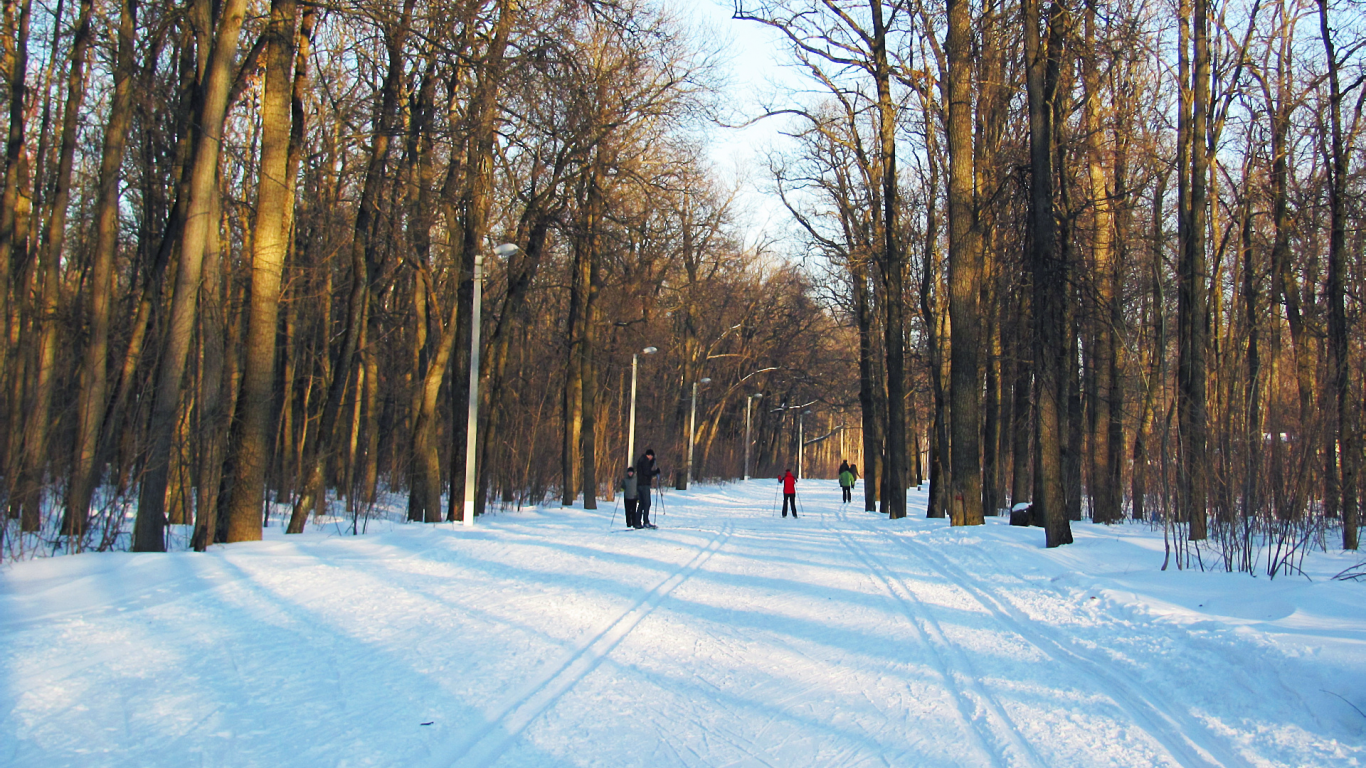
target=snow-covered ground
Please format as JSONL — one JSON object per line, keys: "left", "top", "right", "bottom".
{"left": 2, "top": 481, "right": 1363, "bottom": 767}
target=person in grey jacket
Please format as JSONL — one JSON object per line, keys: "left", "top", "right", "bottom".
{"left": 620, "top": 466, "right": 641, "bottom": 529}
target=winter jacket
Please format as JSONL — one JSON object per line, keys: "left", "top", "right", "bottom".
{"left": 781, "top": 472, "right": 797, "bottom": 494}
{"left": 620, "top": 474, "right": 639, "bottom": 501}
{"left": 839, "top": 470, "right": 854, "bottom": 488}
{"left": 636, "top": 454, "right": 660, "bottom": 484}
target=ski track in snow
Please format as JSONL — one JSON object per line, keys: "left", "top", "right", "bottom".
{"left": 828, "top": 510, "right": 1043, "bottom": 768}
{"left": 882, "top": 522, "right": 1234, "bottom": 767}
{"left": 1, "top": 481, "right": 1363, "bottom": 767}
{"left": 423, "top": 523, "right": 735, "bottom": 768}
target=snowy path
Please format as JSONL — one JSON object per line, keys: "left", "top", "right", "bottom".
{"left": 2, "top": 482, "right": 1363, "bottom": 767}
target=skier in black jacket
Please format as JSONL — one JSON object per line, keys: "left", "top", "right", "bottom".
{"left": 635, "top": 448, "right": 661, "bottom": 529}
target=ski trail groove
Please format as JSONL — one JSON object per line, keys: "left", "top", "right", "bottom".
{"left": 424, "top": 523, "right": 735, "bottom": 768}
{"left": 884, "top": 525, "right": 1245, "bottom": 768}
{"left": 827, "top": 506, "right": 1033, "bottom": 768}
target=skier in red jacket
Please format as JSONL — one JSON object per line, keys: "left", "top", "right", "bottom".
{"left": 779, "top": 469, "right": 798, "bottom": 518}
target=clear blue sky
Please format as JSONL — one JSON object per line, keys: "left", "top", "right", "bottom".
{"left": 674, "top": 1, "right": 803, "bottom": 248}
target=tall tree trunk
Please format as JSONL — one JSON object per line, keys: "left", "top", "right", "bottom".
{"left": 917, "top": 121, "right": 945, "bottom": 518}
{"left": 1084, "top": 0, "right": 1120, "bottom": 524}
{"left": 579, "top": 166, "right": 605, "bottom": 509}
{"left": 225, "top": 0, "right": 298, "bottom": 543}
{"left": 871, "top": 0, "right": 906, "bottom": 519}
{"left": 18, "top": 0, "right": 92, "bottom": 529}
{"left": 1133, "top": 172, "right": 1166, "bottom": 524}
{"left": 0, "top": 0, "right": 32, "bottom": 474}
{"left": 856, "top": 251, "right": 884, "bottom": 513}
{"left": 1024, "top": 0, "right": 1073, "bottom": 546}
{"left": 1318, "top": 0, "right": 1358, "bottom": 549}
{"left": 1009, "top": 298, "right": 1033, "bottom": 506}
{"left": 192, "top": 191, "right": 228, "bottom": 549}
{"left": 562, "top": 163, "right": 599, "bottom": 506}
{"left": 1178, "top": 0, "right": 1211, "bottom": 541}
{"left": 64, "top": 0, "right": 136, "bottom": 537}
{"left": 133, "top": 0, "right": 248, "bottom": 552}
{"left": 945, "top": 0, "right": 984, "bottom": 526}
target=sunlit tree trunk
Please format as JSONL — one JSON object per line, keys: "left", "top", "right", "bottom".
{"left": 0, "top": 0, "right": 32, "bottom": 483}
{"left": 133, "top": 0, "right": 248, "bottom": 552}
{"left": 65, "top": 0, "right": 136, "bottom": 538}
{"left": 945, "top": 0, "right": 984, "bottom": 526}
{"left": 224, "top": 0, "right": 298, "bottom": 544}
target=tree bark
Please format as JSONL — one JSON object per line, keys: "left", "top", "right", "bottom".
{"left": 871, "top": 0, "right": 906, "bottom": 519}
{"left": 945, "top": 0, "right": 984, "bottom": 527}
{"left": 1024, "top": 0, "right": 1073, "bottom": 546}
{"left": 133, "top": 0, "right": 248, "bottom": 552}
{"left": 64, "top": 0, "right": 136, "bottom": 537}
{"left": 225, "top": 0, "right": 298, "bottom": 543}
{"left": 1317, "top": 0, "right": 1358, "bottom": 549}
{"left": 1178, "top": 0, "right": 1211, "bottom": 541}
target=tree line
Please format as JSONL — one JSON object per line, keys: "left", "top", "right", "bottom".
{"left": 1, "top": 0, "right": 1361, "bottom": 572}
{"left": 739, "top": 0, "right": 1363, "bottom": 569}
{"left": 0, "top": 0, "right": 860, "bottom": 560}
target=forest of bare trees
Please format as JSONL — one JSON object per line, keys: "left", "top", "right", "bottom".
{"left": 740, "top": 0, "right": 1364, "bottom": 570}
{"left": 0, "top": 0, "right": 1361, "bottom": 574}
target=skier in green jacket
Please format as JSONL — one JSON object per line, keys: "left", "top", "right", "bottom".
{"left": 838, "top": 459, "right": 855, "bottom": 504}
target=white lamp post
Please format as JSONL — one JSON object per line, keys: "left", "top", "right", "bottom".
{"left": 627, "top": 346, "right": 657, "bottom": 469}
{"left": 744, "top": 393, "right": 763, "bottom": 480}
{"left": 463, "top": 242, "right": 519, "bottom": 527}
{"left": 685, "top": 377, "right": 711, "bottom": 488}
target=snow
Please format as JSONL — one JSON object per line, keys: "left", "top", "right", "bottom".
{"left": 2, "top": 481, "right": 1363, "bottom": 767}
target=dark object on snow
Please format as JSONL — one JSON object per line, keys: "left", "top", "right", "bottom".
{"left": 1010, "top": 503, "right": 1033, "bottom": 527}
{"left": 636, "top": 450, "right": 660, "bottom": 527}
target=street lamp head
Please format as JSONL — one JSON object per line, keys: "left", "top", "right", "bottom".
{"left": 752, "top": 393, "right": 763, "bottom": 399}
{"left": 642, "top": 346, "right": 658, "bottom": 355}
{"left": 492, "top": 242, "right": 520, "bottom": 258}
{"left": 700, "top": 377, "right": 712, "bottom": 384}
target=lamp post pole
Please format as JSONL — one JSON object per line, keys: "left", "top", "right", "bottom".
{"left": 687, "top": 382, "right": 698, "bottom": 489}
{"left": 628, "top": 353, "right": 638, "bottom": 468}
{"left": 463, "top": 243, "right": 518, "bottom": 527}
{"left": 627, "top": 346, "right": 656, "bottom": 469}
{"left": 798, "top": 410, "right": 804, "bottom": 480}
{"left": 686, "top": 377, "right": 710, "bottom": 488}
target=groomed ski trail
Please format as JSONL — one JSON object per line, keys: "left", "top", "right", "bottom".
{"left": 422, "top": 523, "right": 735, "bottom": 767}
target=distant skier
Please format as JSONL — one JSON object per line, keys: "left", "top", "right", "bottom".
{"left": 635, "top": 448, "right": 662, "bottom": 529}
{"left": 838, "top": 460, "right": 855, "bottom": 503}
{"left": 779, "top": 469, "right": 798, "bottom": 518}
{"left": 620, "top": 466, "right": 641, "bottom": 529}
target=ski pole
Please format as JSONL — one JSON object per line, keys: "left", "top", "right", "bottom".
{"left": 609, "top": 493, "right": 620, "bottom": 528}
